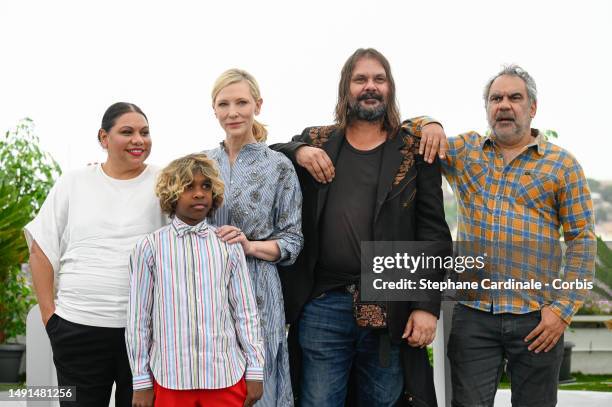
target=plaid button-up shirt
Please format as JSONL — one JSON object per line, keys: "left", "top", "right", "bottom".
{"left": 407, "top": 118, "right": 596, "bottom": 323}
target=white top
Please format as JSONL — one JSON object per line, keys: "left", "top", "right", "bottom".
{"left": 24, "top": 164, "right": 167, "bottom": 328}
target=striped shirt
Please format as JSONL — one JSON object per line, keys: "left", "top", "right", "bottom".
{"left": 207, "top": 142, "right": 303, "bottom": 406}
{"left": 407, "top": 118, "right": 596, "bottom": 323}
{"left": 126, "top": 217, "right": 265, "bottom": 390}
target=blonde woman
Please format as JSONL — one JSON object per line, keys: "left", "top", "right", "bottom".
{"left": 207, "top": 69, "right": 303, "bottom": 406}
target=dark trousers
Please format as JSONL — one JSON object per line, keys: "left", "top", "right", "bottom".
{"left": 45, "top": 314, "right": 133, "bottom": 407}
{"left": 447, "top": 304, "right": 564, "bottom": 407}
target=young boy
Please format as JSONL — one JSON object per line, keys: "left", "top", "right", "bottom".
{"left": 126, "top": 153, "right": 264, "bottom": 407}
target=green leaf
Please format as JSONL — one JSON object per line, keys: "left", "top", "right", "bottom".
{"left": 0, "top": 118, "right": 62, "bottom": 342}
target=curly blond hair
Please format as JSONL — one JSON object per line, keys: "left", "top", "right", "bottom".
{"left": 155, "top": 153, "right": 224, "bottom": 217}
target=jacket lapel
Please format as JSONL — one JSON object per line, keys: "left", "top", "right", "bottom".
{"left": 374, "top": 133, "right": 404, "bottom": 223}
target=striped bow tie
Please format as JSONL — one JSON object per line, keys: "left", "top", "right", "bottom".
{"left": 175, "top": 222, "right": 209, "bottom": 238}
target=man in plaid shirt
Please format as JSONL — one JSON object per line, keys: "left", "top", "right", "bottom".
{"left": 411, "top": 65, "right": 596, "bottom": 406}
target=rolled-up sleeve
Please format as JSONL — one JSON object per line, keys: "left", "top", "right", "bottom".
{"left": 272, "top": 157, "right": 303, "bottom": 266}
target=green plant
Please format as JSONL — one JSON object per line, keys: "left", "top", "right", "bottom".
{"left": 595, "top": 237, "right": 612, "bottom": 293}
{"left": 0, "top": 266, "right": 36, "bottom": 343}
{"left": 558, "top": 373, "right": 612, "bottom": 392}
{"left": 578, "top": 237, "right": 612, "bottom": 315}
{"left": 0, "top": 118, "right": 61, "bottom": 218}
{"left": 427, "top": 345, "right": 433, "bottom": 366}
{"left": 542, "top": 129, "right": 558, "bottom": 139}
{"left": 0, "top": 118, "right": 61, "bottom": 343}
{"left": 0, "top": 181, "right": 35, "bottom": 343}
{"left": 0, "top": 182, "right": 31, "bottom": 279}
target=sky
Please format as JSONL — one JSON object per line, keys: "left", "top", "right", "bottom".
{"left": 1, "top": 0, "right": 611, "bottom": 180}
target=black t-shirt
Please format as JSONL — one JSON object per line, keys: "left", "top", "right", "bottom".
{"left": 313, "top": 139, "right": 384, "bottom": 297}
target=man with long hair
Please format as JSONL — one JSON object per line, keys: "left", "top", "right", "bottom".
{"left": 271, "top": 48, "right": 451, "bottom": 407}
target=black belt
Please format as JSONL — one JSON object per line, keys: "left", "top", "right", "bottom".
{"left": 329, "top": 283, "right": 357, "bottom": 294}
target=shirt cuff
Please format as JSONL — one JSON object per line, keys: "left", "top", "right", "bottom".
{"left": 274, "top": 240, "right": 290, "bottom": 264}
{"left": 245, "top": 366, "right": 264, "bottom": 382}
{"left": 548, "top": 300, "right": 580, "bottom": 325}
{"left": 133, "top": 373, "right": 154, "bottom": 390}
{"left": 405, "top": 116, "right": 442, "bottom": 138}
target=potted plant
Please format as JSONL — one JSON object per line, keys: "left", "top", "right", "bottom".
{"left": 0, "top": 119, "right": 61, "bottom": 382}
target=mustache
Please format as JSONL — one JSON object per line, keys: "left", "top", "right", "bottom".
{"left": 357, "top": 92, "right": 383, "bottom": 102}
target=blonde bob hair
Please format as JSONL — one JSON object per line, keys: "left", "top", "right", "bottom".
{"left": 211, "top": 68, "right": 267, "bottom": 142}
{"left": 155, "top": 153, "right": 224, "bottom": 217}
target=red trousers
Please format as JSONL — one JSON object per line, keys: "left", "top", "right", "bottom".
{"left": 153, "top": 377, "right": 246, "bottom": 407}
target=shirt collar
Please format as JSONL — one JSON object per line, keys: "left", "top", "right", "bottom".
{"left": 481, "top": 128, "right": 545, "bottom": 156}
{"left": 171, "top": 216, "right": 209, "bottom": 238}
{"left": 219, "top": 140, "right": 267, "bottom": 152}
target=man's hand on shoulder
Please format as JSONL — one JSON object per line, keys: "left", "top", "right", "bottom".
{"left": 402, "top": 309, "right": 437, "bottom": 348}
{"left": 419, "top": 123, "right": 448, "bottom": 164}
{"left": 295, "top": 145, "right": 335, "bottom": 183}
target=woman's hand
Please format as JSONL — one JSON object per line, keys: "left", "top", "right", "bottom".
{"left": 216, "top": 225, "right": 252, "bottom": 255}
{"left": 42, "top": 309, "right": 56, "bottom": 327}
{"left": 216, "top": 225, "right": 281, "bottom": 261}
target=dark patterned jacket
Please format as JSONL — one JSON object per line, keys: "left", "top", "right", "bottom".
{"left": 270, "top": 120, "right": 452, "bottom": 407}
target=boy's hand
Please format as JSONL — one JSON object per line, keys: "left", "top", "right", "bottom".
{"left": 132, "top": 388, "right": 154, "bottom": 407}
{"left": 244, "top": 380, "right": 263, "bottom": 407}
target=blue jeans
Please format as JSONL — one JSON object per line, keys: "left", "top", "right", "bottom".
{"left": 298, "top": 290, "right": 403, "bottom": 407}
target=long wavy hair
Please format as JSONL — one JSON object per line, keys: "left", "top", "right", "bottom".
{"left": 334, "top": 48, "right": 401, "bottom": 136}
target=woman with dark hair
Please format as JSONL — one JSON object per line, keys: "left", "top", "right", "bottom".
{"left": 25, "top": 102, "right": 166, "bottom": 406}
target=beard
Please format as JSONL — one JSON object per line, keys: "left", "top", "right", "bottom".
{"left": 348, "top": 91, "right": 387, "bottom": 122}
{"left": 488, "top": 118, "right": 526, "bottom": 145}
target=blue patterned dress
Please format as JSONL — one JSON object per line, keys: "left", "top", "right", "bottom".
{"left": 207, "top": 142, "right": 303, "bottom": 406}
